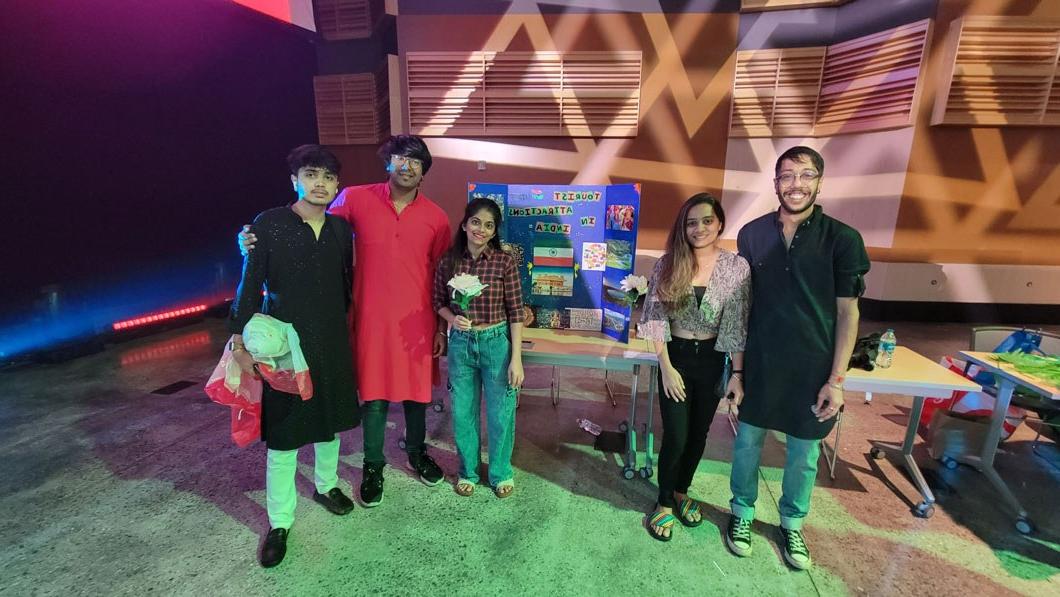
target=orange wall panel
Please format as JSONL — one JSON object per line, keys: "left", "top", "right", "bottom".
{"left": 896, "top": 0, "right": 1060, "bottom": 266}
{"left": 388, "top": 12, "right": 739, "bottom": 250}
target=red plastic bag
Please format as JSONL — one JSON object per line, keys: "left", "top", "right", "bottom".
{"left": 204, "top": 346, "right": 263, "bottom": 447}
{"left": 918, "top": 356, "right": 973, "bottom": 428}
{"left": 917, "top": 356, "right": 1026, "bottom": 439}
{"left": 951, "top": 391, "right": 1027, "bottom": 440}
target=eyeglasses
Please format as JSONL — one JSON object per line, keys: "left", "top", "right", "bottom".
{"left": 391, "top": 154, "right": 423, "bottom": 170}
{"left": 776, "top": 171, "right": 820, "bottom": 186}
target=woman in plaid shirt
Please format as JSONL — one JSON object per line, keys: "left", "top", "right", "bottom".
{"left": 433, "top": 198, "right": 525, "bottom": 498}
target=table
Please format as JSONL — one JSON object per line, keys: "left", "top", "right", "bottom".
{"left": 520, "top": 328, "right": 659, "bottom": 479}
{"left": 842, "top": 346, "right": 981, "bottom": 519}
{"left": 955, "top": 351, "right": 1060, "bottom": 534}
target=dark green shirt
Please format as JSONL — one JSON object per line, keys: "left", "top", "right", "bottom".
{"left": 737, "top": 205, "right": 869, "bottom": 439}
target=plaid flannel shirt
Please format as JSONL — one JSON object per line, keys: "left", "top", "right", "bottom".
{"left": 432, "top": 245, "right": 524, "bottom": 325}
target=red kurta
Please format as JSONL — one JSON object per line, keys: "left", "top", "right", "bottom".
{"left": 329, "top": 182, "right": 451, "bottom": 403}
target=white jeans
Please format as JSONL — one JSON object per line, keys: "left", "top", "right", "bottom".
{"left": 265, "top": 437, "right": 340, "bottom": 529}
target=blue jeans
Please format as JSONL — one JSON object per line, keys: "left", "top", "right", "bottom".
{"left": 729, "top": 421, "right": 821, "bottom": 530}
{"left": 447, "top": 323, "right": 516, "bottom": 487}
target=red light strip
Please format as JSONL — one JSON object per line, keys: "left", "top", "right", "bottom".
{"left": 112, "top": 304, "right": 208, "bottom": 331}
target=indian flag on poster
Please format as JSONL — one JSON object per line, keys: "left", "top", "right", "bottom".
{"left": 533, "top": 245, "right": 574, "bottom": 268}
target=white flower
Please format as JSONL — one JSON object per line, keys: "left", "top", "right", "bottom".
{"left": 619, "top": 274, "right": 648, "bottom": 296}
{"left": 448, "top": 273, "right": 488, "bottom": 298}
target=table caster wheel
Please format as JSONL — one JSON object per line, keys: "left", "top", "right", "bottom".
{"left": 622, "top": 467, "right": 635, "bottom": 480}
{"left": 432, "top": 402, "right": 444, "bottom": 413}
{"left": 639, "top": 467, "right": 653, "bottom": 479}
{"left": 941, "top": 456, "right": 958, "bottom": 470}
{"left": 1016, "top": 517, "right": 1036, "bottom": 535}
{"left": 913, "top": 501, "right": 935, "bottom": 519}
{"left": 618, "top": 421, "right": 629, "bottom": 432}
{"left": 398, "top": 439, "right": 406, "bottom": 450}
{"left": 870, "top": 447, "right": 885, "bottom": 460}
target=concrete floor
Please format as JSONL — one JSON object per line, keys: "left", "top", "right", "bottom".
{"left": 1, "top": 319, "right": 1057, "bottom": 596}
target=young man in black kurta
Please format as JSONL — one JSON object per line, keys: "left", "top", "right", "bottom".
{"left": 229, "top": 145, "right": 361, "bottom": 568}
{"left": 724, "top": 146, "right": 869, "bottom": 570}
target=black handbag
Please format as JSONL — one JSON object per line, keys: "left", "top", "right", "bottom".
{"left": 714, "top": 352, "right": 732, "bottom": 399}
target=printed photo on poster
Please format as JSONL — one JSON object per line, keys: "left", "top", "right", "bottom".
{"left": 606, "top": 239, "right": 633, "bottom": 270}
{"left": 533, "top": 307, "right": 565, "bottom": 329}
{"left": 531, "top": 267, "right": 574, "bottom": 297}
{"left": 602, "top": 308, "right": 627, "bottom": 333}
{"left": 602, "top": 271, "right": 633, "bottom": 305}
{"left": 606, "top": 205, "right": 635, "bottom": 232}
{"left": 581, "top": 242, "right": 607, "bottom": 271}
{"left": 567, "top": 308, "right": 603, "bottom": 331}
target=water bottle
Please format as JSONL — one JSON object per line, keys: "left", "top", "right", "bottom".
{"left": 576, "top": 418, "right": 602, "bottom": 436}
{"left": 876, "top": 329, "right": 896, "bottom": 369}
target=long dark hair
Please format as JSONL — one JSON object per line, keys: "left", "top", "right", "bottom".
{"left": 441, "top": 197, "right": 503, "bottom": 278}
{"left": 657, "top": 193, "right": 726, "bottom": 311}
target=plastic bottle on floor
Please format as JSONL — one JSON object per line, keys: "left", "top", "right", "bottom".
{"left": 876, "top": 329, "right": 896, "bottom": 369}
{"left": 576, "top": 418, "right": 602, "bottom": 436}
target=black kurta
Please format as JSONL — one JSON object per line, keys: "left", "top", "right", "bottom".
{"left": 229, "top": 207, "right": 360, "bottom": 451}
{"left": 736, "top": 206, "right": 869, "bottom": 440}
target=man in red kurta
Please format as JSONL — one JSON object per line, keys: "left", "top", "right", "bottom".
{"left": 242, "top": 135, "right": 451, "bottom": 507}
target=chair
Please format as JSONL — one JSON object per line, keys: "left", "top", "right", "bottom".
{"left": 969, "top": 326, "right": 1060, "bottom": 470}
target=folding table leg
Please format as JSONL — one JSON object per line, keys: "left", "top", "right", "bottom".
{"left": 550, "top": 366, "right": 559, "bottom": 407}
{"left": 954, "top": 379, "right": 1034, "bottom": 533}
{"left": 640, "top": 366, "right": 657, "bottom": 479}
{"left": 869, "top": 395, "right": 936, "bottom": 518}
{"left": 821, "top": 411, "right": 843, "bottom": 480}
{"left": 603, "top": 370, "right": 619, "bottom": 407}
{"left": 621, "top": 365, "right": 640, "bottom": 480}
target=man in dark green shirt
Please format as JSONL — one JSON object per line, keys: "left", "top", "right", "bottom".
{"left": 723, "top": 146, "right": 869, "bottom": 571}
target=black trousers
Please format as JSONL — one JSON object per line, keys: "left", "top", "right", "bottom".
{"left": 657, "top": 337, "right": 726, "bottom": 508}
{"left": 362, "top": 400, "right": 427, "bottom": 466}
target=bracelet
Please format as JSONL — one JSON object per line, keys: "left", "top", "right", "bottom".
{"left": 731, "top": 372, "right": 744, "bottom": 379}
{"left": 437, "top": 331, "right": 447, "bottom": 337}
{"left": 827, "top": 381, "right": 844, "bottom": 390}
{"left": 732, "top": 369, "right": 743, "bottom": 374}
{"left": 229, "top": 340, "right": 246, "bottom": 352}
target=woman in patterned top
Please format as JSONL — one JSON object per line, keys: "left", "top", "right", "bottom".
{"left": 638, "top": 193, "right": 751, "bottom": 541}
{"left": 433, "top": 198, "right": 525, "bottom": 499}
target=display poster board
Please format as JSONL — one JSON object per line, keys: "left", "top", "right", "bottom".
{"left": 467, "top": 183, "right": 641, "bottom": 343}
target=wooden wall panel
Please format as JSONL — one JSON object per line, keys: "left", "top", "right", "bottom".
{"left": 314, "top": 70, "right": 389, "bottom": 145}
{"left": 729, "top": 20, "right": 929, "bottom": 137}
{"left": 815, "top": 19, "right": 931, "bottom": 135}
{"left": 406, "top": 51, "right": 641, "bottom": 137}
{"left": 729, "top": 48, "right": 825, "bottom": 137}
{"left": 740, "top": 0, "right": 849, "bottom": 12}
{"left": 932, "top": 16, "right": 1060, "bottom": 126}
{"left": 315, "top": 0, "right": 379, "bottom": 41}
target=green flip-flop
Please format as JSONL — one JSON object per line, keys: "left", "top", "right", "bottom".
{"left": 647, "top": 510, "right": 676, "bottom": 542}
{"left": 676, "top": 498, "right": 703, "bottom": 528}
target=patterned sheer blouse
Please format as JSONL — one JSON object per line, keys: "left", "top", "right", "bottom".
{"left": 638, "top": 249, "right": 751, "bottom": 353}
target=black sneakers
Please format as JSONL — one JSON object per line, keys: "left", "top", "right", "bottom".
{"left": 407, "top": 451, "right": 444, "bottom": 486}
{"left": 779, "top": 527, "right": 812, "bottom": 570}
{"left": 312, "top": 487, "right": 355, "bottom": 515}
{"left": 360, "top": 462, "right": 385, "bottom": 507}
{"left": 725, "top": 515, "right": 753, "bottom": 557}
{"left": 259, "top": 528, "right": 288, "bottom": 568}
